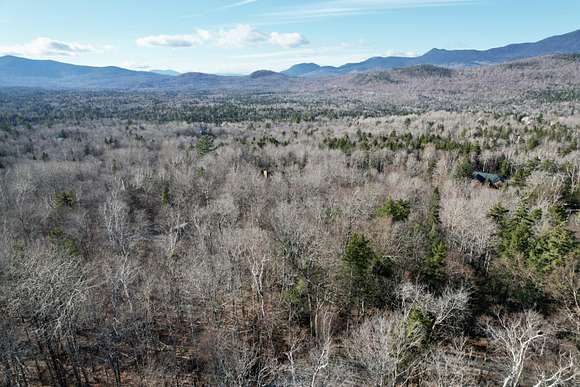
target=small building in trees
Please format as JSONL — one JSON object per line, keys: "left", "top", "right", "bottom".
{"left": 472, "top": 171, "right": 506, "bottom": 188}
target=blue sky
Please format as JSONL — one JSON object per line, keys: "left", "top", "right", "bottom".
{"left": 0, "top": 0, "right": 579, "bottom": 74}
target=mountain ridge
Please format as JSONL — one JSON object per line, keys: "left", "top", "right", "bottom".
{"left": 1, "top": 29, "right": 579, "bottom": 88}
{"left": 282, "top": 29, "right": 580, "bottom": 76}
{"left": 0, "top": 55, "right": 165, "bottom": 88}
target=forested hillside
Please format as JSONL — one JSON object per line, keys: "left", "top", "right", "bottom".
{"left": 0, "top": 57, "right": 579, "bottom": 386}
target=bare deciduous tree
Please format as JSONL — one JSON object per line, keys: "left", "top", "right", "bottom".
{"left": 309, "top": 308, "right": 333, "bottom": 387}
{"left": 426, "top": 337, "right": 477, "bottom": 386}
{"left": 532, "top": 351, "right": 579, "bottom": 387}
{"left": 101, "top": 184, "right": 131, "bottom": 254}
{"left": 345, "top": 309, "right": 425, "bottom": 386}
{"left": 485, "top": 310, "right": 548, "bottom": 387}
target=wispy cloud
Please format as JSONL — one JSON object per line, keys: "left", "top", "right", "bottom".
{"left": 384, "top": 50, "right": 418, "bottom": 57}
{"left": 137, "top": 25, "right": 309, "bottom": 49}
{"left": 231, "top": 43, "right": 377, "bottom": 63}
{"left": 0, "top": 37, "right": 98, "bottom": 57}
{"left": 226, "top": 45, "right": 382, "bottom": 73}
{"left": 181, "top": 0, "right": 258, "bottom": 18}
{"left": 120, "top": 61, "right": 152, "bottom": 71}
{"left": 258, "top": 0, "right": 477, "bottom": 21}
{"left": 222, "top": 0, "right": 258, "bottom": 9}
{"left": 224, "top": 41, "right": 424, "bottom": 73}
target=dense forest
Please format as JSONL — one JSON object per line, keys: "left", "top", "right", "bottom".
{"left": 0, "top": 58, "right": 579, "bottom": 386}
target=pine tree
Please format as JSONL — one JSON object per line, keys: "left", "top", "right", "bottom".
{"left": 161, "top": 185, "right": 171, "bottom": 207}
{"left": 196, "top": 135, "right": 215, "bottom": 157}
{"left": 342, "top": 233, "right": 391, "bottom": 307}
{"left": 424, "top": 240, "right": 447, "bottom": 288}
{"left": 343, "top": 233, "right": 376, "bottom": 280}
{"left": 427, "top": 188, "right": 442, "bottom": 228}
{"left": 488, "top": 198, "right": 577, "bottom": 273}
{"left": 499, "top": 158, "right": 511, "bottom": 177}
{"left": 421, "top": 188, "right": 447, "bottom": 290}
{"left": 53, "top": 191, "right": 77, "bottom": 208}
{"left": 530, "top": 223, "right": 576, "bottom": 272}
{"left": 377, "top": 197, "right": 411, "bottom": 221}
{"left": 454, "top": 157, "right": 474, "bottom": 180}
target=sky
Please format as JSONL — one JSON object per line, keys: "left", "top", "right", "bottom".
{"left": 0, "top": 0, "right": 579, "bottom": 74}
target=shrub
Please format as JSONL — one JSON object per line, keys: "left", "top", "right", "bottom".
{"left": 406, "top": 306, "right": 434, "bottom": 344}
{"left": 285, "top": 277, "right": 310, "bottom": 325}
{"left": 48, "top": 227, "right": 80, "bottom": 256}
{"left": 526, "top": 136, "right": 540, "bottom": 150}
{"left": 377, "top": 197, "right": 411, "bottom": 221}
{"left": 53, "top": 191, "right": 77, "bottom": 208}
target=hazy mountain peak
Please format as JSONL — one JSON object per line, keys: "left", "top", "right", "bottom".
{"left": 282, "top": 63, "right": 322, "bottom": 76}
{"left": 150, "top": 69, "right": 180, "bottom": 76}
{"left": 250, "top": 70, "right": 286, "bottom": 79}
{"left": 283, "top": 28, "right": 580, "bottom": 76}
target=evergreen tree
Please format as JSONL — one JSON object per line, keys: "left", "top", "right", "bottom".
{"left": 343, "top": 233, "right": 376, "bottom": 281}
{"left": 488, "top": 198, "right": 577, "bottom": 273}
{"left": 161, "top": 185, "right": 171, "bottom": 207}
{"left": 427, "top": 188, "right": 442, "bottom": 228}
{"left": 453, "top": 157, "right": 474, "bottom": 180}
{"left": 377, "top": 197, "right": 411, "bottom": 221}
{"left": 53, "top": 191, "right": 77, "bottom": 208}
{"left": 196, "top": 135, "right": 215, "bottom": 157}
{"left": 424, "top": 240, "right": 447, "bottom": 288}
{"left": 499, "top": 158, "right": 511, "bottom": 177}
{"left": 342, "top": 233, "right": 391, "bottom": 307}
{"left": 530, "top": 224, "right": 576, "bottom": 272}
{"left": 421, "top": 188, "right": 447, "bottom": 290}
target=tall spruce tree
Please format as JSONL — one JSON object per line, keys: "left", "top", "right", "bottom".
{"left": 422, "top": 188, "right": 447, "bottom": 290}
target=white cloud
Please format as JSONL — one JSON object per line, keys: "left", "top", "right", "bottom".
{"left": 136, "top": 30, "right": 211, "bottom": 47}
{"left": 137, "top": 25, "right": 308, "bottom": 49}
{"left": 0, "top": 37, "right": 96, "bottom": 57}
{"left": 268, "top": 32, "right": 309, "bottom": 48}
{"left": 216, "top": 25, "right": 267, "bottom": 48}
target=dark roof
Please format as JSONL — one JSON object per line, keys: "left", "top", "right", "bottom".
{"left": 472, "top": 172, "right": 505, "bottom": 185}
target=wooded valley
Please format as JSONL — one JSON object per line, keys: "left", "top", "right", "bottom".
{"left": 0, "top": 56, "right": 579, "bottom": 386}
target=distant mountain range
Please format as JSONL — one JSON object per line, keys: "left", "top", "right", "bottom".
{"left": 0, "top": 29, "right": 579, "bottom": 89}
{"left": 0, "top": 55, "right": 165, "bottom": 88}
{"left": 282, "top": 29, "right": 580, "bottom": 77}
{"left": 150, "top": 69, "right": 181, "bottom": 76}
